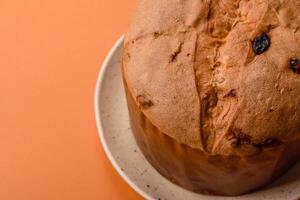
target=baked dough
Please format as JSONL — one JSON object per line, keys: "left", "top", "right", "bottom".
{"left": 122, "top": 0, "right": 300, "bottom": 195}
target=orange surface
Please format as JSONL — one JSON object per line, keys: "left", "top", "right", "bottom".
{"left": 0, "top": 0, "right": 142, "bottom": 200}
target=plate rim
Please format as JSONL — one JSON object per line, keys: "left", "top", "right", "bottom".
{"left": 94, "top": 35, "right": 300, "bottom": 200}
{"left": 94, "top": 35, "right": 153, "bottom": 200}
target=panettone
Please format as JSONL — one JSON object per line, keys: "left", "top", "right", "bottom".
{"left": 122, "top": 0, "right": 300, "bottom": 196}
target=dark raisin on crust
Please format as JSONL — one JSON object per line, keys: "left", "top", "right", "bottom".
{"left": 290, "top": 58, "right": 300, "bottom": 74}
{"left": 224, "top": 89, "right": 237, "bottom": 98}
{"left": 153, "top": 32, "right": 160, "bottom": 39}
{"left": 252, "top": 138, "right": 282, "bottom": 150}
{"left": 136, "top": 95, "right": 154, "bottom": 109}
{"left": 226, "top": 128, "right": 252, "bottom": 147}
{"left": 252, "top": 33, "right": 270, "bottom": 55}
{"left": 226, "top": 128, "right": 282, "bottom": 149}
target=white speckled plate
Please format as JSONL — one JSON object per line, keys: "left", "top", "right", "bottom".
{"left": 94, "top": 35, "right": 300, "bottom": 200}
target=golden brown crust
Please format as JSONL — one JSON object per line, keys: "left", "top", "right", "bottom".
{"left": 122, "top": 0, "right": 300, "bottom": 195}
{"left": 123, "top": 29, "right": 202, "bottom": 148}
{"left": 124, "top": 78, "right": 300, "bottom": 195}
{"left": 123, "top": 0, "right": 300, "bottom": 155}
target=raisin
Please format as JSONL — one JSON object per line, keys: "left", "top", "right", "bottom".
{"left": 224, "top": 89, "right": 237, "bottom": 98}
{"left": 253, "top": 138, "right": 282, "bottom": 150}
{"left": 290, "top": 58, "right": 300, "bottom": 74}
{"left": 136, "top": 95, "right": 153, "bottom": 109}
{"left": 153, "top": 32, "right": 160, "bottom": 39}
{"left": 231, "top": 139, "right": 240, "bottom": 147}
{"left": 252, "top": 33, "right": 270, "bottom": 55}
{"left": 226, "top": 128, "right": 252, "bottom": 147}
{"left": 262, "top": 138, "right": 282, "bottom": 146}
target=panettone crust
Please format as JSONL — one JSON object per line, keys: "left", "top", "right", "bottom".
{"left": 122, "top": 0, "right": 300, "bottom": 195}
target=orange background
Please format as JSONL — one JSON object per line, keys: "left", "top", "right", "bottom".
{"left": 0, "top": 0, "right": 142, "bottom": 199}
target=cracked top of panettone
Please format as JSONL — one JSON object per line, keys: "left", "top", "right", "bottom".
{"left": 122, "top": 0, "right": 300, "bottom": 156}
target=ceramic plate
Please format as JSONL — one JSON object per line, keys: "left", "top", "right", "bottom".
{"left": 94, "top": 36, "right": 300, "bottom": 200}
